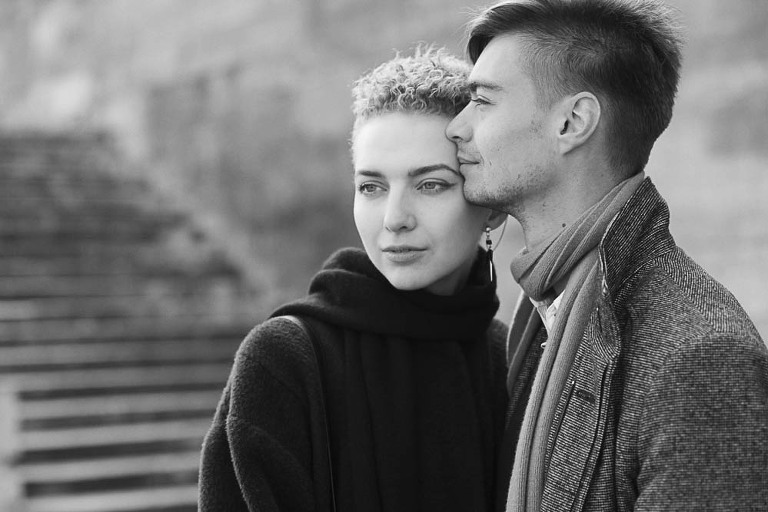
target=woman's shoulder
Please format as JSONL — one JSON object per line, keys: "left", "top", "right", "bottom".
{"left": 233, "top": 316, "right": 321, "bottom": 391}
{"left": 484, "top": 317, "right": 509, "bottom": 368}
{"left": 239, "top": 316, "right": 306, "bottom": 355}
{"left": 224, "top": 317, "right": 331, "bottom": 441}
{"left": 486, "top": 317, "right": 509, "bottom": 345}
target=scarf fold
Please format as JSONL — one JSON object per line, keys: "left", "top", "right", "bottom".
{"left": 276, "top": 246, "right": 498, "bottom": 340}
{"left": 506, "top": 172, "right": 645, "bottom": 511}
{"left": 273, "top": 247, "right": 500, "bottom": 512}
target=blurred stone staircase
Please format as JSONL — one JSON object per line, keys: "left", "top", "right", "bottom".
{"left": 0, "top": 133, "right": 262, "bottom": 512}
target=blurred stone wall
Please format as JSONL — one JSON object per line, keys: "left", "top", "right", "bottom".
{"left": 0, "top": 0, "right": 493, "bottom": 309}
{"left": 0, "top": 0, "right": 766, "bottom": 332}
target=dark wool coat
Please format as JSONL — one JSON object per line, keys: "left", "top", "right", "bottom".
{"left": 499, "top": 178, "right": 768, "bottom": 511}
{"left": 199, "top": 248, "right": 509, "bottom": 512}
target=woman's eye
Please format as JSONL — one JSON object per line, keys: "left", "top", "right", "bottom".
{"left": 357, "top": 183, "right": 383, "bottom": 195}
{"left": 470, "top": 97, "right": 489, "bottom": 106}
{"left": 419, "top": 181, "right": 451, "bottom": 194}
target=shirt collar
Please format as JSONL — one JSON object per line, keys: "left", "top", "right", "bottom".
{"left": 530, "top": 292, "right": 564, "bottom": 334}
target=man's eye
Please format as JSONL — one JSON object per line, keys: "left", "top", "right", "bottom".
{"left": 470, "top": 97, "right": 489, "bottom": 106}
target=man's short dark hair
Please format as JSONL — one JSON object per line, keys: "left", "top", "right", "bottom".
{"left": 467, "top": 0, "right": 683, "bottom": 173}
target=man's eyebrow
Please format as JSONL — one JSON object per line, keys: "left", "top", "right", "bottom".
{"left": 470, "top": 80, "right": 503, "bottom": 93}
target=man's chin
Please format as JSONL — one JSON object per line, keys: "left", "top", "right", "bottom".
{"left": 462, "top": 182, "right": 492, "bottom": 207}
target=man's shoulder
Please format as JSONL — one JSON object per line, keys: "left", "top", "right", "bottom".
{"left": 625, "top": 248, "right": 758, "bottom": 336}
{"left": 604, "top": 247, "right": 766, "bottom": 383}
{"left": 597, "top": 178, "right": 762, "bottom": 349}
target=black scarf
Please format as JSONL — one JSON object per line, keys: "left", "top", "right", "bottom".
{"left": 273, "top": 247, "right": 500, "bottom": 512}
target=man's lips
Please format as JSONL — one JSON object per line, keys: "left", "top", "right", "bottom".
{"left": 457, "top": 156, "right": 479, "bottom": 167}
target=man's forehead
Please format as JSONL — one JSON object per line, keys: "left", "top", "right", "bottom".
{"left": 469, "top": 34, "right": 527, "bottom": 88}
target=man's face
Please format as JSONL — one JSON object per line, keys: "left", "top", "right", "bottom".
{"left": 446, "top": 33, "right": 558, "bottom": 215}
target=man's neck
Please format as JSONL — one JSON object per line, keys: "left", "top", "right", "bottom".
{"left": 518, "top": 171, "right": 623, "bottom": 250}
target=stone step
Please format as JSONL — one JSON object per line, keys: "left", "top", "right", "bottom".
{"left": 0, "top": 224, "right": 171, "bottom": 245}
{"left": 0, "top": 132, "right": 112, "bottom": 151}
{"left": 0, "top": 197, "right": 165, "bottom": 218}
{"left": 0, "top": 198, "right": 162, "bottom": 216}
{"left": 0, "top": 139, "right": 112, "bottom": 157}
{"left": 0, "top": 237, "right": 167, "bottom": 260}
{"left": 0, "top": 317, "right": 254, "bottom": 344}
{"left": 24, "top": 484, "right": 198, "bottom": 512}
{"left": 0, "top": 132, "right": 244, "bottom": 512}
{"left": 0, "top": 221, "right": 163, "bottom": 243}
{"left": 0, "top": 233, "right": 172, "bottom": 253}
{"left": 0, "top": 338, "right": 239, "bottom": 371}
{"left": 0, "top": 291, "right": 250, "bottom": 321}
{"left": 0, "top": 153, "right": 115, "bottom": 176}
{"left": 21, "top": 391, "right": 222, "bottom": 425}
{"left": 0, "top": 189, "right": 159, "bottom": 213}
{"left": 0, "top": 254, "right": 238, "bottom": 279}
{"left": 13, "top": 362, "right": 231, "bottom": 399}
{"left": 0, "top": 274, "right": 243, "bottom": 299}
{"left": 0, "top": 175, "right": 148, "bottom": 200}
{"left": 0, "top": 142, "right": 115, "bottom": 172}
{"left": 17, "top": 452, "right": 201, "bottom": 487}
{"left": 0, "top": 170, "right": 137, "bottom": 185}
{"left": 0, "top": 211, "right": 182, "bottom": 235}
{"left": 0, "top": 153, "right": 112, "bottom": 169}
{"left": 0, "top": 232, "right": 222, "bottom": 260}
{"left": 0, "top": 196, "right": 165, "bottom": 218}
{"left": 19, "top": 418, "right": 211, "bottom": 453}
{"left": 0, "top": 258, "right": 142, "bottom": 279}
{"left": 0, "top": 256, "right": 131, "bottom": 277}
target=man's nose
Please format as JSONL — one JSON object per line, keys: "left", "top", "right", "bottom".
{"left": 446, "top": 105, "right": 471, "bottom": 143}
{"left": 383, "top": 191, "right": 416, "bottom": 232}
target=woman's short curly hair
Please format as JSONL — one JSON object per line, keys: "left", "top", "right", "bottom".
{"left": 351, "top": 46, "right": 471, "bottom": 133}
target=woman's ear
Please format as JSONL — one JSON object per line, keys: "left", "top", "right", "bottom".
{"left": 486, "top": 210, "right": 508, "bottom": 230}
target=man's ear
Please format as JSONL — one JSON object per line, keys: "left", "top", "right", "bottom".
{"left": 486, "top": 210, "right": 508, "bottom": 230}
{"left": 556, "top": 92, "right": 601, "bottom": 154}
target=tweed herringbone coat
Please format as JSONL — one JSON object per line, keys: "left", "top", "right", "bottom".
{"left": 500, "top": 179, "right": 768, "bottom": 512}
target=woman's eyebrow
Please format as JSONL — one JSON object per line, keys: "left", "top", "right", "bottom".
{"left": 408, "top": 164, "right": 460, "bottom": 177}
{"left": 354, "top": 165, "right": 459, "bottom": 179}
{"left": 354, "top": 169, "right": 383, "bottom": 178}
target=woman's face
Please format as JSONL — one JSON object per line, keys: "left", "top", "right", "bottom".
{"left": 352, "top": 112, "right": 492, "bottom": 295}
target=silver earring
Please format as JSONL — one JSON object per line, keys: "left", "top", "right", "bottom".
{"left": 485, "top": 226, "right": 494, "bottom": 282}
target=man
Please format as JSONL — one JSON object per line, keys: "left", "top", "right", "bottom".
{"left": 446, "top": 0, "right": 768, "bottom": 510}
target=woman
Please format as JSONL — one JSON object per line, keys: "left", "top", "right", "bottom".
{"left": 199, "top": 47, "right": 508, "bottom": 512}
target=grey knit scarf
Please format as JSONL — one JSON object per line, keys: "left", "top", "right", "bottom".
{"left": 505, "top": 172, "right": 645, "bottom": 511}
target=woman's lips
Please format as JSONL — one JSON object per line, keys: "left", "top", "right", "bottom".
{"left": 381, "top": 246, "right": 426, "bottom": 263}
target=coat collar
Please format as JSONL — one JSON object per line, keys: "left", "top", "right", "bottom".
{"left": 598, "top": 177, "right": 677, "bottom": 303}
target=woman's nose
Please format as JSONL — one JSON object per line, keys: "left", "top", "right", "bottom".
{"left": 383, "top": 192, "right": 415, "bottom": 232}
